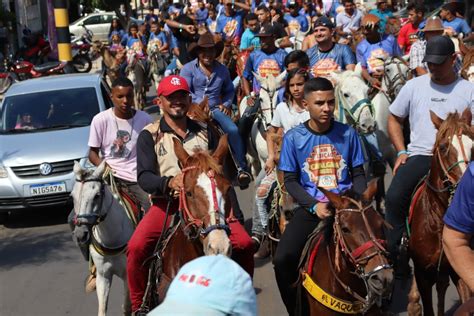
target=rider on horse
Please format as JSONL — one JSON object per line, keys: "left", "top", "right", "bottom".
{"left": 273, "top": 77, "right": 367, "bottom": 315}
{"left": 385, "top": 35, "right": 474, "bottom": 279}
{"left": 126, "top": 75, "right": 254, "bottom": 314}
{"left": 180, "top": 32, "right": 252, "bottom": 188}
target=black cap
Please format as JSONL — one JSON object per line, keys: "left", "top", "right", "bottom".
{"left": 314, "top": 16, "right": 335, "bottom": 29}
{"left": 255, "top": 24, "right": 277, "bottom": 37}
{"left": 422, "top": 35, "right": 455, "bottom": 64}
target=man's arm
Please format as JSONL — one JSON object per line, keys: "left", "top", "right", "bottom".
{"left": 88, "top": 147, "right": 102, "bottom": 166}
{"left": 242, "top": 55, "right": 253, "bottom": 96}
{"left": 388, "top": 113, "right": 408, "bottom": 175}
{"left": 221, "top": 67, "right": 235, "bottom": 108}
{"left": 443, "top": 226, "right": 474, "bottom": 292}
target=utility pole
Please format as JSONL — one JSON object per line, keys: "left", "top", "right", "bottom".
{"left": 53, "top": 0, "right": 73, "bottom": 73}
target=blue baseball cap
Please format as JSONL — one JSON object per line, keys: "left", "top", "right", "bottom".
{"left": 148, "top": 255, "right": 257, "bottom": 316}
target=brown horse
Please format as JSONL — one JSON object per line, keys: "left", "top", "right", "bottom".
{"left": 90, "top": 41, "right": 124, "bottom": 83}
{"left": 144, "top": 135, "right": 235, "bottom": 307}
{"left": 300, "top": 181, "right": 393, "bottom": 315}
{"left": 459, "top": 40, "right": 474, "bottom": 82}
{"left": 407, "top": 110, "right": 473, "bottom": 316}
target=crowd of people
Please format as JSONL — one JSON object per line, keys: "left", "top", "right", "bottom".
{"left": 70, "top": 0, "right": 474, "bottom": 315}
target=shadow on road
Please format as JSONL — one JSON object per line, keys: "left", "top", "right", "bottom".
{"left": 1, "top": 204, "right": 71, "bottom": 229}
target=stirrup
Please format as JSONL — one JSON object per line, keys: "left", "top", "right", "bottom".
{"left": 237, "top": 170, "right": 252, "bottom": 189}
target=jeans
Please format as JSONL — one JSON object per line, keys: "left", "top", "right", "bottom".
{"left": 238, "top": 97, "right": 261, "bottom": 140}
{"left": 251, "top": 169, "right": 267, "bottom": 236}
{"left": 385, "top": 155, "right": 431, "bottom": 258}
{"left": 273, "top": 207, "right": 321, "bottom": 316}
{"left": 164, "top": 56, "right": 177, "bottom": 76}
{"left": 212, "top": 108, "right": 249, "bottom": 172}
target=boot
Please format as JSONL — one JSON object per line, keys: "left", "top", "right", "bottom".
{"left": 84, "top": 264, "right": 97, "bottom": 293}
{"left": 394, "top": 234, "right": 411, "bottom": 280}
{"left": 254, "top": 235, "right": 270, "bottom": 259}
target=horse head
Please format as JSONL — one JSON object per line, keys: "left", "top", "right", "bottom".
{"left": 126, "top": 50, "right": 138, "bottom": 71}
{"left": 147, "top": 40, "right": 160, "bottom": 57}
{"left": 90, "top": 40, "right": 105, "bottom": 59}
{"left": 254, "top": 71, "right": 287, "bottom": 127}
{"left": 173, "top": 135, "right": 232, "bottom": 256}
{"left": 331, "top": 64, "right": 375, "bottom": 133}
{"left": 382, "top": 56, "right": 410, "bottom": 102}
{"left": 430, "top": 109, "right": 473, "bottom": 188}
{"left": 71, "top": 161, "right": 108, "bottom": 244}
{"left": 321, "top": 180, "right": 393, "bottom": 310}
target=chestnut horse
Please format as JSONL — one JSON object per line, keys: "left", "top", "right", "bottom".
{"left": 300, "top": 181, "right": 393, "bottom": 315}
{"left": 407, "top": 110, "right": 473, "bottom": 316}
{"left": 142, "top": 135, "right": 235, "bottom": 308}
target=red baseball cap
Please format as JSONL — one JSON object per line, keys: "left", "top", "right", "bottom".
{"left": 157, "top": 75, "right": 190, "bottom": 97}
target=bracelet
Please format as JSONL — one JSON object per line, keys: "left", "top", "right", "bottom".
{"left": 397, "top": 150, "right": 409, "bottom": 157}
{"left": 309, "top": 204, "right": 317, "bottom": 215}
{"left": 178, "top": 23, "right": 183, "bottom": 30}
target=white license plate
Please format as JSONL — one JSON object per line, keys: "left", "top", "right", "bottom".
{"left": 30, "top": 182, "right": 67, "bottom": 196}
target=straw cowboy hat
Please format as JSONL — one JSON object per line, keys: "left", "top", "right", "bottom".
{"left": 188, "top": 32, "right": 224, "bottom": 59}
{"left": 420, "top": 17, "right": 445, "bottom": 33}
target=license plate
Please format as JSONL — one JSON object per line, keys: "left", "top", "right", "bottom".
{"left": 30, "top": 182, "right": 66, "bottom": 196}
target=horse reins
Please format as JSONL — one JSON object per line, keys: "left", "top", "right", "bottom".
{"left": 381, "top": 56, "right": 409, "bottom": 103}
{"left": 179, "top": 166, "right": 232, "bottom": 238}
{"left": 335, "top": 84, "right": 374, "bottom": 133}
{"left": 74, "top": 178, "right": 109, "bottom": 225}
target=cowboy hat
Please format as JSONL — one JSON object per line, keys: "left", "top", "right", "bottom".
{"left": 188, "top": 32, "right": 224, "bottom": 59}
{"left": 420, "top": 17, "right": 445, "bottom": 33}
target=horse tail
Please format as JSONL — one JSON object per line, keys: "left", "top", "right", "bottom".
{"left": 407, "top": 277, "right": 422, "bottom": 316}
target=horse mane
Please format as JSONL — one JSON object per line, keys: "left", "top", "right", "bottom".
{"left": 184, "top": 149, "right": 223, "bottom": 175}
{"left": 434, "top": 112, "right": 472, "bottom": 150}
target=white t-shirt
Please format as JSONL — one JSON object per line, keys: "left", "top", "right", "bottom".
{"left": 389, "top": 75, "right": 474, "bottom": 156}
{"left": 88, "top": 108, "right": 153, "bottom": 182}
{"left": 271, "top": 101, "right": 310, "bottom": 133}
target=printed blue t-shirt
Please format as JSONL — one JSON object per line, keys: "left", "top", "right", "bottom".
{"left": 284, "top": 13, "right": 309, "bottom": 36}
{"left": 243, "top": 48, "right": 287, "bottom": 92}
{"left": 307, "top": 43, "right": 356, "bottom": 78}
{"left": 149, "top": 32, "right": 168, "bottom": 46}
{"left": 443, "top": 17, "right": 472, "bottom": 35}
{"left": 216, "top": 11, "right": 245, "bottom": 41}
{"left": 279, "top": 120, "right": 365, "bottom": 202}
{"left": 356, "top": 34, "right": 401, "bottom": 73}
{"left": 443, "top": 162, "right": 474, "bottom": 234}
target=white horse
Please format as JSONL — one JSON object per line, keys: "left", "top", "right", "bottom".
{"left": 372, "top": 56, "right": 410, "bottom": 169}
{"left": 125, "top": 50, "right": 146, "bottom": 110}
{"left": 239, "top": 71, "right": 287, "bottom": 177}
{"left": 331, "top": 63, "right": 376, "bottom": 134}
{"left": 71, "top": 161, "right": 134, "bottom": 316}
{"left": 147, "top": 40, "right": 168, "bottom": 90}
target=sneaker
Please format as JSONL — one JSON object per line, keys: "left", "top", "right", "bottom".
{"left": 237, "top": 170, "right": 252, "bottom": 190}
{"left": 254, "top": 235, "right": 270, "bottom": 259}
{"left": 84, "top": 273, "right": 96, "bottom": 293}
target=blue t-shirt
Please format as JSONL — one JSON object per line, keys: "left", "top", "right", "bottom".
{"left": 109, "top": 29, "right": 125, "bottom": 43}
{"left": 279, "top": 121, "right": 365, "bottom": 202}
{"left": 368, "top": 8, "right": 393, "bottom": 33}
{"left": 356, "top": 34, "right": 402, "bottom": 73}
{"left": 243, "top": 48, "right": 287, "bottom": 92}
{"left": 149, "top": 32, "right": 168, "bottom": 47}
{"left": 307, "top": 43, "right": 356, "bottom": 78}
{"left": 240, "top": 28, "right": 260, "bottom": 50}
{"left": 195, "top": 8, "right": 209, "bottom": 24}
{"left": 207, "top": 17, "right": 217, "bottom": 33}
{"left": 284, "top": 14, "right": 309, "bottom": 36}
{"left": 443, "top": 162, "right": 474, "bottom": 234}
{"left": 443, "top": 17, "right": 472, "bottom": 35}
{"left": 216, "top": 11, "right": 245, "bottom": 41}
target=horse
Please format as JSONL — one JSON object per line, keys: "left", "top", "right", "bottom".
{"left": 407, "top": 109, "right": 473, "bottom": 316}
{"left": 147, "top": 40, "right": 168, "bottom": 90}
{"left": 238, "top": 71, "right": 287, "bottom": 177}
{"left": 91, "top": 41, "right": 124, "bottom": 84}
{"left": 299, "top": 180, "right": 393, "bottom": 315}
{"left": 330, "top": 64, "right": 376, "bottom": 135}
{"left": 71, "top": 161, "right": 135, "bottom": 316}
{"left": 125, "top": 50, "right": 147, "bottom": 110}
{"left": 143, "top": 135, "right": 235, "bottom": 309}
{"left": 373, "top": 56, "right": 410, "bottom": 171}
{"left": 459, "top": 40, "right": 474, "bottom": 83}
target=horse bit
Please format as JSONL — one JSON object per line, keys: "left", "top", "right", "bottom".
{"left": 179, "top": 166, "right": 231, "bottom": 239}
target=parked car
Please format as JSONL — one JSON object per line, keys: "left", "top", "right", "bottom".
{"left": 0, "top": 73, "right": 114, "bottom": 213}
{"left": 70, "top": 12, "right": 144, "bottom": 42}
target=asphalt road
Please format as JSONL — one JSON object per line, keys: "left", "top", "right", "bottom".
{"left": 0, "top": 78, "right": 462, "bottom": 316}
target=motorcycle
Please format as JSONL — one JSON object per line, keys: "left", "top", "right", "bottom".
{"left": 70, "top": 25, "right": 93, "bottom": 73}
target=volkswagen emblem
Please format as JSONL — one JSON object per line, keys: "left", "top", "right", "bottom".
{"left": 39, "top": 163, "right": 53, "bottom": 176}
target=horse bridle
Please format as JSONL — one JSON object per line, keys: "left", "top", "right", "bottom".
{"left": 329, "top": 197, "right": 391, "bottom": 312}
{"left": 179, "top": 166, "right": 232, "bottom": 239}
{"left": 74, "top": 178, "right": 109, "bottom": 226}
{"left": 381, "top": 56, "right": 409, "bottom": 103}
{"left": 335, "top": 85, "right": 374, "bottom": 133}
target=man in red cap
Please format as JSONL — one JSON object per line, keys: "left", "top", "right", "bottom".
{"left": 127, "top": 75, "right": 254, "bottom": 315}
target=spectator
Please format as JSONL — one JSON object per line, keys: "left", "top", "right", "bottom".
{"left": 283, "top": 0, "right": 309, "bottom": 37}
{"left": 148, "top": 255, "right": 257, "bottom": 316}
{"left": 206, "top": 7, "right": 218, "bottom": 33}
{"left": 368, "top": 0, "right": 393, "bottom": 34}
{"left": 397, "top": 2, "right": 425, "bottom": 54}
{"left": 195, "top": 0, "right": 209, "bottom": 26}
{"left": 256, "top": 5, "right": 292, "bottom": 49}
{"left": 108, "top": 17, "right": 125, "bottom": 44}
{"left": 240, "top": 13, "right": 261, "bottom": 50}
{"left": 216, "top": 0, "right": 250, "bottom": 46}
{"left": 443, "top": 162, "right": 474, "bottom": 293}
{"left": 336, "top": 0, "right": 363, "bottom": 40}
{"left": 440, "top": 3, "right": 472, "bottom": 39}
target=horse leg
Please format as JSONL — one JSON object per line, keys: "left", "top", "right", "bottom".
{"left": 435, "top": 272, "right": 449, "bottom": 316}
{"left": 407, "top": 276, "right": 422, "bottom": 316}
{"left": 116, "top": 255, "right": 132, "bottom": 316}
{"left": 415, "top": 268, "right": 436, "bottom": 316}
{"left": 93, "top": 253, "right": 112, "bottom": 316}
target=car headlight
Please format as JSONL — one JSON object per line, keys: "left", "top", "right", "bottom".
{"left": 79, "top": 158, "right": 96, "bottom": 171}
{"left": 0, "top": 166, "right": 8, "bottom": 178}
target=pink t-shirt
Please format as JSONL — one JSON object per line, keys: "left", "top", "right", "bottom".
{"left": 88, "top": 108, "right": 153, "bottom": 182}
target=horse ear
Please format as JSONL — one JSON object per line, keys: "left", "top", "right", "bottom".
{"left": 460, "top": 108, "right": 472, "bottom": 126}
{"left": 318, "top": 187, "right": 346, "bottom": 210}
{"left": 361, "top": 179, "right": 378, "bottom": 202}
{"left": 173, "top": 137, "right": 190, "bottom": 166}
{"left": 253, "top": 71, "right": 264, "bottom": 84}
{"left": 73, "top": 161, "right": 83, "bottom": 178}
{"left": 330, "top": 71, "right": 342, "bottom": 84}
{"left": 276, "top": 70, "right": 287, "bottom": 86}
{"left": 430, "top": 110, "right": 444, "bottom": 130}
{"left": 92, "top": 161, "right": 106, "bottom": 179}
{"left": 354, "top": 63, "right": 363, "bottom": 78}
{"left": 212, "top": 134, "right": 229, "bottom": 165}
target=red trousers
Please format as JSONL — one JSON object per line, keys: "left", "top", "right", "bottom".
{"left": 126, "top": 199, "right": 254, "bottom": 311}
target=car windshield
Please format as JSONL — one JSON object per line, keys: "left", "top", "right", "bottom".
{"left": 0, "top": 87, "right": 100, "bottom": 134}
